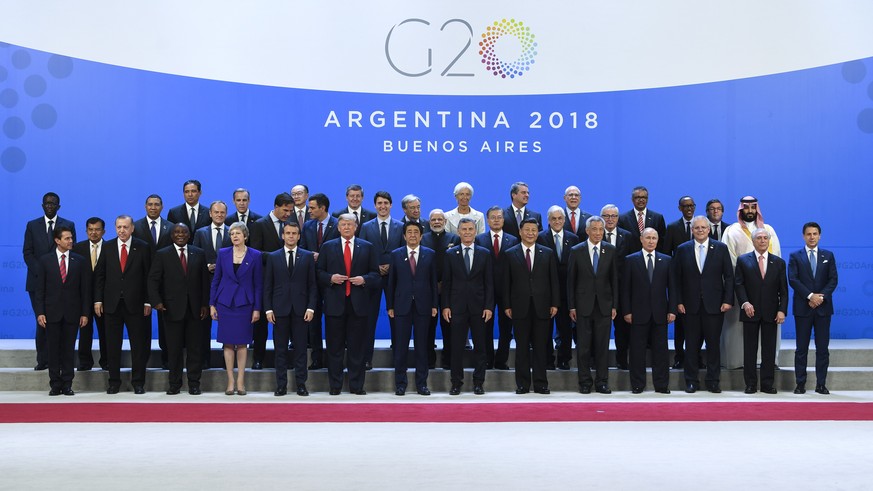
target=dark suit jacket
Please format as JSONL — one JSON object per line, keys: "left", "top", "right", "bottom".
{"left": 225, "top": 211, "right": 262, "bottom": 227}
{"left": 332, "top": 207, "right": 376, "bottom": 236}
{"left": 210, "top": 247, "right": 263, "bottom": 310}
{"left": 563, "top": 209, "right": 592, "bottom": 239}
{"left": 621, "top": 251, "right": 676, "bottom": 324}
{"left": 248, "top": 215, "right": 285, "bottom": 255}
{"left": 788, "top": 248, "right": 838, "bottom": 317}
{"left": 502, "top": 206, "right": 543, "bottom": 238}
{"left": 567, "top": 241, "right": 619, "bottom": 317}
{"left": 263, "top": 247, "right": 318, "bottom": 317}
{"left": 360, "top": 217, "right": 406, "bottom": 266}
{"left": 193, "top": 224, "right": 231, "bottom": 265}
{"left": 502, "top": 244, "right": 560, "bottom": 319}
{"left": 167, "top": 204, "right": 210, "bottom": 242}
{"left": 537, "top": 229, "right": 580, "bottom": 306}
{"left": 72, "top": 240, "right": 104, "bottom": 273}
{"left": 147, "top": 244, "right": 210, "bottom": 322}
{"left": 316, "top": 237, "right": 381, "bottom": 316}
{"left": 660, "top": 217, "right": 693, "bottom": 255}
{"left": 618, "top": 208, "right": 667, "bottom": 253}
{"left": 133, "top": 217, "right": 173, "bottom": 254}
{"left": 421, "top": 230, "right": 460, "bottom": 283}
{"left": 441, "top": 244, "right": 494, "bottom": 314}
{"left": 23, "top": 216, "right": 76, "bottom": 292}
{"left": 386, "top": 246, "right": 439, "bottom": 316}
{"left": 94, "top": 237, "right": 151, "bottom": 315}
{"left": 671, "top": 239, "right": 734, "bottom": 315}
{"left": 735, "top": 252, "right": 788, "bottom": 322}
{"left": 34, "top": 250, "right": 91, "bottom": 322}
{"left": 301, "top": 216, "right": 340, "bottom": 252}
{"left": 710, "top": 220, "right": 732, "bottom": 241}
{"left": 476, "top": 231, "right": 519, "bottom": 305}
{"left": 401, "top": 216, "right": 430, "bottom": 233}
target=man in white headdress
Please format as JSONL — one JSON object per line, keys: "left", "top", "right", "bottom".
{"left": 722, "top": 196, "right": 781, "bottom": 369}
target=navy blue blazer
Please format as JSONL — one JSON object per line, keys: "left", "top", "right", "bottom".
{"left": 193, "top": 224, "right": 232, "bottom": 265}
{"left": 360, "top": 217, "right": 406, "bottom": 265}
{"left": 386, "top": 246, "right": 439, "bottom": 316}
{"left": 209, "top": 247, "right": 263, "bottom": 310}
{"left": 671, "top": 239, "right": 734, "bottom": 315}
{"left": 735, "top": 251, "right": 788, "bottom": 322}
{"left": 167, "top": 203, "right": 211, "bottom": 241}
{"left": 502, "top": 206, "right": 543, "bottom": 238}
{"left": 94, "top": 237, "right": 152, "bottom": 315}
{"left": 421, "top": 230, "right": 460, "bottom": 283}
{"left": 316, "top": 237, "right": 381, "bottom": 316}
{"left": 263, "top": 247, "right": 318, "bottom": 317}
{"left": 476, "top": 231, "right": 519, "bottom": 305}
{"left": 563, "top": 209, "right": 592, "bottom": 239}
{"left": 537, "top": 229, "right": 580, "bottom": 304}
{"left": 441, "top": 244, "right": 494, "bottom": 314}
{"left": 133, "top": 217, "right": 173, "bottom": 254}
{"left": 147, "top": 244, "right": 210, "bottom": 322}
{"left": 301, "top": 216, "right": 340, "bottom": 253}
{"left": 23, "top": 215, "right": 76, "bottom": 292}
{"left": 225, "top": 211, "right": 262, "bottom": 227}
{"left": 660, "top": 217, "right": 693, "bottom": 256}
{"left": 567, "top": 240, "right": 619, "bottom": 317}
{"left": 788, "top": 248, "right": 838, "bottom": 317}
{"left": 34, "top": 250, "right": 91, "bottom": 323}
{"left": 248, "top": 215, "right": 285, "bottom": 255}
{"left": 502, "top": 243, "right": 560, "bottom": 319}
{"left": 621, "top": 250, "right": 676, "bottom": 324}
{"left": 618, "top": 208, "right": 667, "bottom": 253}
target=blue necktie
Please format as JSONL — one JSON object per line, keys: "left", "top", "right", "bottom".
{"left": 380, "top": 221, "right": 388, "bottom": 248}
{"left": 215, "top": 227, "right": 223, "bottom": 252}
{"left": 592, "top": 247, "right": 599, "bottom": 275}
{"left": 464, "top": 247, "right": 472, "bottom": 273}
{"left": 809, "top": 250, "right": 817, "bottom": 277}
{"left": 554, "top": 234, "right": 562, "bottom": 258}
{"left": 150, "top": 220, "right": 157, "bottom": 243}
{"left": 647, "top": 253, "right": 654, "bottom": 281}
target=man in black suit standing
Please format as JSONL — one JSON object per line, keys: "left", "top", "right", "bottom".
{"left": 618, "top": 186, "right": 667, "bottom": 254}
{"left": 504, "top": 218, "right": 560, "bottom": 394}
{"left": 23, "top": 192, "right": 76, "bottom": 370}
{"left": 148, "top": 224, "right": 210, "bottom": 395}
{"left": 316, "top": 214, "right": 380, "bottom": 395}
{"left": 290, "top": 184, "right": 310, "bottom": 230}
{"left": 568, "top": 216, "right": 618, "bottom": 394}
{"left": 735, "top": 228, "right": 788, "bottom": 394}
{"left": 601, "top": 204, "right": 633, "bottom": 371}
{"left": 788, "top": 222, "right": 838, "bottom": 395}
{"left": 621, "top": 228, "right": 676, "bottom": 394}
{"left": 72, "top": 217, "right": 106, "bottom": 371}
{"left": 35, "top": 226, "right": 90, "bottom": 396}
{"left": 264, "top": 222, "right": 317, "bottom": 396}
{"left": 226, "top": 188, "right": 262, "bottom": 228}
{"left": 442, "top": 218, "right": 494, "bottom": 395}
{"left": 332, "top": 184, "right": 376, "bottom": 236}
{"left": 400, "top": 194, "right": 430, "bottom": 233}
{"left": 421, "top": 209, "right": 459, "bottom": 369}
{"left": 193, "top": 200, "right": 232, "bottom": 369}
{"left": 248, "top": 192, "right": 295, "bottom": 369}
{"left": 476, "top": 205, "right": 519, "bottom": 370}
{"left": 705, "top": 199, "right": 731, "bottom": 241}
{"left": 133, "top": 194, "right": 173, "bottom": 369}
{"left": 659, "top": 196, "right": 696, "bottom": 370}
{"left": 502, "top": 181, "right": 543, "bottom": 238}
{"left": 672, "top": 216, "right": 734, "bottom": 393}
{"left": 563, "top": 185, "right": 592, "bottom": 240}
{"left": 94, "top": 215, "right": 152, "bottom": 394}
{"left": 537, "top": 206, "right": 580, "bottom": 370}
{"left": 167, "top": 180, "right": 211, "bottom": 243}
{"left": 301, "top": 192, "right": 339, "bottom": 369}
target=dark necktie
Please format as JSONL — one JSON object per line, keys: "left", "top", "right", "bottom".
{"left": 179, "top": 247, "right": 187, "bottom": 274}
{"left": 353, "top": 211, "right": 359, "bottom": 226}
{"left": 685, "top": 221, "right": 691, "bottom": 240}
{"left": 525, "top": 248, "right": 532, "bottom": 272}
{"left": 493, "top": 234, "right": 500, "bottom": 256}
{"left": 150, "top": 220, "right": 157, "bottom": 244}
{"left": 592, "top": 247, "right": 599, "bottom": 275}
{"left": 317, "top": 222, "right": 324, "bottom": 248}
{"left": 298, "top": 210, "right": 305, "bottom": 228}
{"left": 240, "top": 213, "right": 246, "bottom": 223}
{"left": 464, "top": 247, "right": 472, "bottom": 273}
{"left": 380, "top": 221, "right": 388, "bottom": 247}
{"left": 215, "top": 227, "right": 223, "bottom": 252}
{"left": 607, "top": 232, "right": 613, "bottom": 245}
{"left": 409, "top": 250, "right": 416, "bottom": 275}
{"left": 189, "top": 207, "right": 196, "bottom": 229}
{"left": 647, "top": 252, "right": 654, "bottom": 281}
{"left": 288, "top": 249, "right": 295, "bottom": 274}
{"left": 47, "top": 219, "right": 54, "bottom": 242}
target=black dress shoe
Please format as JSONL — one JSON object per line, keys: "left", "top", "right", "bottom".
{"left": 685, "top": 383, "right": 698, "bottom": 393}
{"left": 274, "top": 388, "right": 287, "bottom": 396}
{"left": 494, "top": 363, "right": 510, "bottom": 370}
{"left": 557, "top": 361, "right": 570, "bottom": 370}
{"left": 486, "top": 363, "right": 494, "bottom": 369}
{"left": 595, "top": 385, "right": 612, "bottom": 394}
{"left": 579, "top": 385, "right": 592, "bottom": 394}
{"left": 515, "top": 387, "right": 529, "bottom": 394}
{"left": 632, "top": 387, "right": 644, "bottom": 394}
{"left": 473, "top": 385, "right": 485, "bottom": 395}
{"left": 815, "top": 385, "right": 830, "bottom": 395}
{"left": 161, "top": 363, "right": 169, "bottom": 370}
{"left": 706, "top": 384, "right": 721, "bottom": 394}
{"left": 395, "top": 387, "right": 406, "bottom": 396}
{"left": 166, "top": 388, "right": 181, "bottom": 395}
{"left": 616, "top": 362, "right": 629, "bottom": 370}
{"left": 49, "top": 389, "right": 61, "bottom": 396}
{"left": 188, "top": 387, "right": 202, "bottom": 395}
{"left": 107, "top": 386, "right": 120, "bottom": 394}
{"left": 761, "top": 387, "right": 777, "bottom": 394}
{"left": 655, "top": 388, "right": 671, "bottom": 394}
{"left": 417, "top": 387, "right": 431, "bottom": 396}
{"left": 133, "top": 386, "right": 145, "bottom": 395}
{"left": 672, "top": 359, "right": 683, "bottom": 370}
{"left": 533, "top": 387, "right": 550, "bottom": 394}
{"left": 252, "top": 361, "right": 263, "bottom": 370}
{"left": 308, "top": 361, "right": 322, "bottom": 370}
{"left": 441, "top": 364, "right": 451, "bottom": 370}
{"left": 62, "top": 388, "right": 75, "bottom": 396}
{"left": 794, "top": 384, "right": 806, "bottom": 394}
{"left": 744, "top": 386, "right": 756, "bottom": 394}
{"left": 449, "top": 385, "right": 461, "bottom": 396}
{"left": 364, "top": 361, "right": 372, "bottom": 371}
{"left": 297, "top": 385, "right": 309, "bottom": 396}
{"left": 353, "top": 389, "right": 367, "bottom": 395}
{"left": 329, "top": 388, "right": 341, "bottom": 396}
{"left": 34, "top": 364, "right": 48, "bottom": 371}
{"left": 78, "top": 365, "right": 92, "bottom": 372}
{"left": 546, "top": 363, "right": 556, "bottom": 371}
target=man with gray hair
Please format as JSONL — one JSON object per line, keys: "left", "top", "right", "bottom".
{"left": 401, "top": 194, "right": 430, "bottom": 233}
{"left": 503, "top": 181, "right": 543, "bottom": 238}
{"left": 563, "top": 185, "right": 592, "bottom": 239}
{"left": 601, "top": 203, "right": 633, "bottom": 370}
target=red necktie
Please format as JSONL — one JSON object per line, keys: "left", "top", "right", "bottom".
{"left": 493, "top": 234, "right": 500, "bottom": 256}
{"left": 344, "top": 240, "right": 352, "bottom": 296}
{"left": 409, "top": 250, "right": 417, "bottom": 275}
{"left": 180, "top": 247, "right": 188, "bottom": 274}
{"left": 59, "top": 253, "right": 67, "bottom": 283}
{"left": 120, "top": 243, "right": 128, "bottom": 273}
{"left": 570, "top": 211, "right": 577, "bottom": 233}
{"left": 637, "top": 211, "right": 644, "bottom": 234}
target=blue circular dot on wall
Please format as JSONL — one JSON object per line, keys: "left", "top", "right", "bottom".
{"left": 1, "top": 147, "right": 27, "bottom": 173}
{"left": 3, "top": 117, "right": 26, "bottom": 139}
{"left": 47, "top": 55, "right": 74, "bottom": 79}
{"left": 857, "top": 108, "right": 873, "bottom": 134}
{"left": 842, "top": 60, "right": 867, "bottom": 83}
{"left": 11, "top": 49, "right": 31, "bottom": 69}
{"left": 31, "top": 103, "right": 58, "bottom": 129}
{"left": 0, "top": 88, "right": 19, "bottom": 108}
{"left": 24, "top": 74, "right": 47, "bottom": 97}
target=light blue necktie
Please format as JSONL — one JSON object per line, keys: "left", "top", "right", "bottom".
{"left": 698, "top": 244, "right": 706, "bottom": 272}
{"left": 809, "top": 249, "right": 817, "bottom": 277}
{"left": 592, "top": 247, "right": 599, "bottom": 275}
{"left": 554, "top": 234, "right": 562, "bottom": 258}
{"left": 464, "top": 247, "right": 472, "bottom": 273}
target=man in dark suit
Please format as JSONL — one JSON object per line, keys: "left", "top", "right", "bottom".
{"left": 94, "top": 215, "right": 152, "bottom": 394}
{"left": 735, "top": 228, "right": 788, "bottom": 394}
{"left": 166, "top": 180, "right": 211, "bottom": 243}
{"left": 386, "top": 221, "right": 438, "bottom": 396}
{"left": 359, "top": 191, "right": 405, "bottom": 369}
{"left": 562, "top": 185, "right": 592, "bottom": 240}
{"left": 264, "top": 222, "right": 317, "bottom": 396}
{"left": 658, "top": 196, "right": 696, "bottom": 370}
{"left": 788, "top": 222, "right": 838, "bottom": 395}
{"left": 225, "top": 188, "right": 262, "bottom": 228}
{"left": 316, "top": 214, "right": 381, "bottom": 395}
{"left": 72, "top": 217, "right": 106, "bottom": 371}
{"left": 568, "top": 216, "right": 618, "bottom": 394}
{"left": 133, "top": 194, "right": 173, "bottom": 369}
{"left": 705, "top": 199, "right": 731, "bottom": 241}
{"left": 601, "top": 204, "right": 633, "bottom": 370}
{"left": 672, "top": 215, "right": 734, "bottom": 393}
{"left": 247, "top": 192, "right": 294, "bottom": 369}
{"left": 618, "top": 185, "right": 667, "bottom": 254}
{"left": 621, "top": 228, "right": 676, "bottom": 394}
{"left": 34, "top": 226, "right": 90, "bottom": 396}
{"left": 476, "top": 205, "right": 519, "bottom": 370}
{"left": 301, "top": 192, "right": 339, "bottom": 369}
{"left": 23, "top": 192, "right": 76, "bottom": 370}
{"left": 421, "top": 209, "right": 460, "bottom": 369}
{"left": 400, "top": 194, "right": 430, "bottom": 233}
{"left": 148, "top": 224, "right": 210, "bottom": 395}
{"left": 442, "top": 218, "right": 494, "bottom": 395}
{"left": 192, "top": 200, "right": 232, "bottom": 369}
{"left": 290, "top": 184, "right": 310, "bottom": 230}
{"left": 332, "top": 184, "right": 376, "bottom": 236}
{"left": 502, "top": 181, "right": 543, "bottom": 238}
{"left": 504, "top": 218, "right": 560, "bottom": 394}
{"left": 538, "top": 206, "right": 580, "bottom": 370}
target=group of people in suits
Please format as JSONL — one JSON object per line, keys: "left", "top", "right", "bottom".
{"left": 24, "top": 182, "right": 838, "bottom": 396}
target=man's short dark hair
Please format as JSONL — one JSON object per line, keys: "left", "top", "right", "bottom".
{"left": 53, "top": 225, "right": 73, "bottom": 240}
{"left": 374, "top": 190, "right": 392, "bottom": 204}
{"left": 802, "top": 222, "right": 821, "bottom": 234}
{"left": 282, "top": 221, "right": 301, "bottom": 233}
{"left": 85, "top": 217, "right": 105, "bottom": 229}
{"left": 42, "top": 192, "right": 60, "bottom": 203}
{"left": 183, "top": 179, "right": 202, "bottom": 192}
{"left": 145, "top": 194, "right": 163, "bottom": 205}
{"left": 486, "top": 205, "right": 503, "bottom": 219}
{"left": 274, "top": 192, "right": 294, "bottom": 207}
{"left": 309, "top": 193, "right": 330, "bottom": 212}
{"left": 402, "top": 220, "right": 424, "bottom": 235}
{"left": 520, "top": 217, "right": 539, "bottom": 229}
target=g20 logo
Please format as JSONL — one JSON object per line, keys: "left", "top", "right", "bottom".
{"left": 385, "top": 18, "right": 538, "bottom": 79}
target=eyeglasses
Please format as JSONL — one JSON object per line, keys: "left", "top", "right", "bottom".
{"left": 601, "top": 214, "right": 618, "bottom": 219}
{"left": 632, "top": 195, "right": 648, "bottom": 200}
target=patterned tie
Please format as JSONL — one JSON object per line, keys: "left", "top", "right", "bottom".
{"left": 570, "top": 211, "right": 577, "bottom": 233}
{"left": 526, "top": 248, "right": 532, "bottom": 272}
{"left": 516, "top": 209, "right": 523, "bottom": 227}
{"left": 380, "top": 221, "right": 388, "bottom": 247}
{"left": 179, "top": 246, "right": 187, "bottom": 274}
{"left": 120, "top": 243, "right": 128, "bottom": 273}
{"left": 150, "top": 220, "right": 157, "bottom": 244}
{"left": 59, "top": 253, "right": 67, "bottom": 283}
{"left": 698, "top": 244, "right": 706, "bottom": 272}
{"left": 607, "top": 232, "right": 613, "bottom": 245}
{"left": 276, "top": 220, "right": 283, "bottom": 239}
{"left": 554, "top": 234, "right": 562, "bottom": 258}
{"left": 409, "top": 250, "right": 417, "bottom": 275}
{"left": 317, "top": 221, "right": 324, "bottom": 248}
{"left": 637, "top": 211, "right": 644, "bottom": 234}
{"left": 47, "top": 219, "right": 54, "bottom": 242}
{"left": 592, "top": 247, "right": 599, "bottom": 275}
{"left": 464, "top": 247, "right": 472, "bottom": 273}
{"left": 809, "top": 250, "right": 817, "bottom": 277}
{"left": 344, "top": 240, "right": 352, "bottom": 296}
{"left": 647, "top": 253, "right": 654, "bottom": 281}
{"left": 240, "top": 213, "right": 246, "bottom": 223}
{"left": 353, "top": 211, "right": 359, "bottom": 227}
{"left": 215, "top": 227, "right": 223, "bottom": 252}
{"left": 758, "top": 254, "right": 766, "bottom": 279}
{"left": 298, "top": 210, "right": 305, "bottom": 228}
{"left": 90, "top": 243, "right": 98, "bottom": 270}
{"left": 288, "top": 249, "right": 295, "bottom": 274}
{"left": 493, "top": 234, "right": 500, "bottom": 256}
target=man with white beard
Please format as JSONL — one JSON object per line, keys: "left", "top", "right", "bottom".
{"left": 722, "top": 196, "right": 782, "bottom": 369}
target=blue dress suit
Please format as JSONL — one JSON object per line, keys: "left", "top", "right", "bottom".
{"left": 788, "top": 247, "right": 838, "bottom": 387}
{"left": 193, "top": 224, "right": 231, "bottom": 367}
{"left": 300, "top": 216, "right": 340, "bottom": 366}
{"left": 359, "top": 217, "right": 405, "bottom": 364}
{"left": 210, "top": 247, "right": 263, "bottom": 345}
{"left": 475, "top": 231, "right": 519, "bottom": 368}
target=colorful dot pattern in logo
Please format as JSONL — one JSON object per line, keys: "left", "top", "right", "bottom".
{"left": 479, "top": 19, "right": 537, "bottom": 79}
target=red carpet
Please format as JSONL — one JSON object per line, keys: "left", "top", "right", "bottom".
{"left": 2, "top": 402, "right": 872, "bottom": 423}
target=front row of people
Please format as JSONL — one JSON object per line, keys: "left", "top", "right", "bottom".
{"left": 34, "top": 215, "right": 837, "bottom": 396}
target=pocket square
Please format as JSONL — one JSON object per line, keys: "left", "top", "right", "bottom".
{"left": 822, "top": 260, "right": 829, "bottom": 263}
